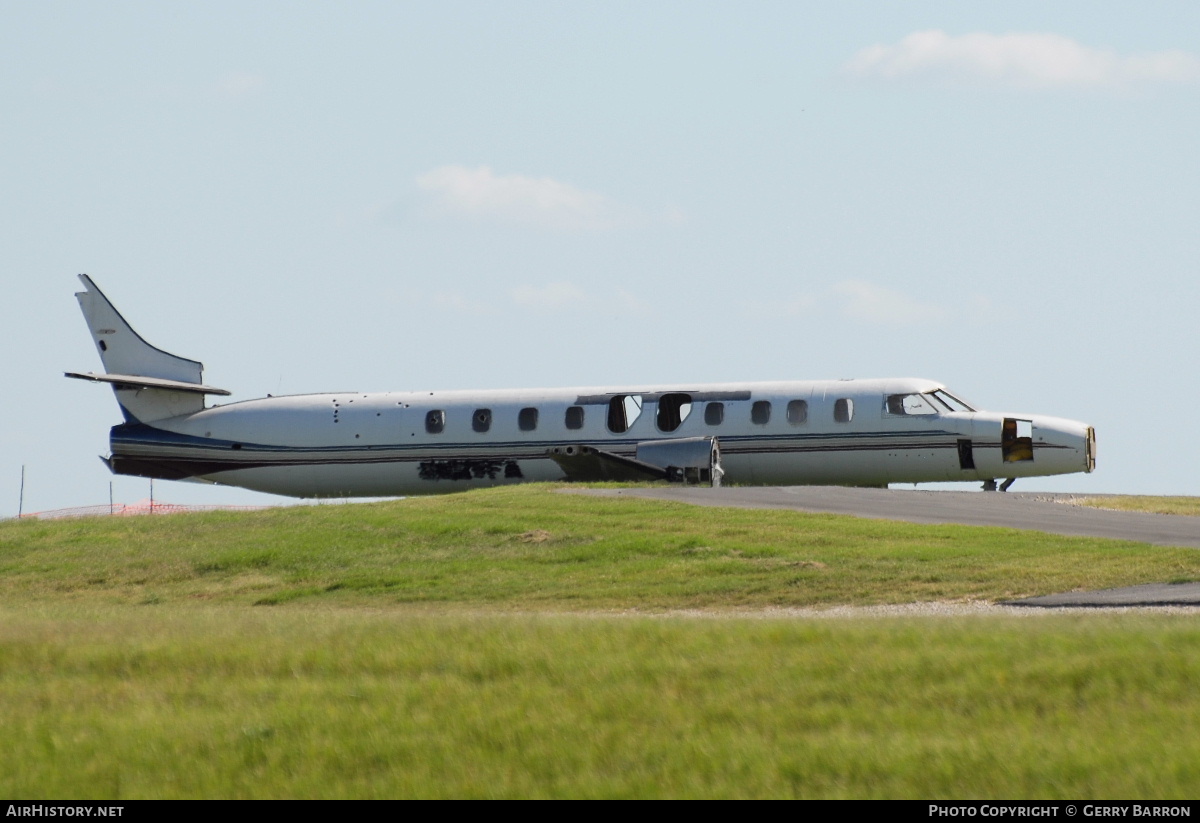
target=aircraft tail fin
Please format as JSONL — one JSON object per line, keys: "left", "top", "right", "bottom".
{"left": 69, "top": 274, "right": 225, "bottom": 422}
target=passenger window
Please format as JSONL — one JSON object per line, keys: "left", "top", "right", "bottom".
{"left": 751, "top": 400, "right": 771, "bottom": 425}
{"left": 472, "top": 408, "right": 492, "bottom": 433}
{"left": 786, "top": 400, "right": 808, "bottom": 425}
{"left": 834, "top": 398, "right": 854, "bottom": 423}
{"left": 425, "top": 410, "right": 445, "bottom": 434}
{"left": 704, "top": 402, "right": 724, "bottom": 426}
{"left": 519, "top": 407, "right": 539, "bottom": 432}
{"left": 656, "top": 393, "right": 693, "bottom": 432}
{"left": 565, "top": 406, "right": 584, "bottom": 430}
{"left": 607, "top": 394, "right": 643, "bottom": 433}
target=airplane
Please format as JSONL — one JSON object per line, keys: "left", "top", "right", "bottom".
{"left": 66, "top": 275, "right": 1096, "bottom": 498}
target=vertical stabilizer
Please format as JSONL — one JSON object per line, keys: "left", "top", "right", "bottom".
{"left": 76, "top": 274, "right": 204, "bottom": 383}
{"left": 73, "top": 275, "right": 209, "bottom": 422}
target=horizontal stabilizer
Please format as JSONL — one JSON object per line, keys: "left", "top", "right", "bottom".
{"left": 65, "top": 371, "right": 231, "bottom": 396}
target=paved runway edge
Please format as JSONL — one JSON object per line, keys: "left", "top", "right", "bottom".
{"left": 579, "top": 486, "right": 1200, "bottom": 549}
{"left": 1002, "top": 582, "right": 1200, "bottom": 608}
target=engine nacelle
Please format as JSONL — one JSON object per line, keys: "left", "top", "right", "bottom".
{"left": 636, "top": 436, "right": 723, "bottom": 487}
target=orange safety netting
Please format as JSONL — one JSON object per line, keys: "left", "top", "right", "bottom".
{"left": 16, "top": 499, "right": 270, "bottom": 520}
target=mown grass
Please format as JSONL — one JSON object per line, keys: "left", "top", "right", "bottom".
{"left": 1, "top": 607, "right": 1199, "bottom": 799}
{"left": 3, "top": 483, "right": 1200, "bottom": 798}
{"left": 1076, "top": 495, "right": 1200, "bottom": 517}
{"left": 2, "top": 484, "right": 1198, "bottom": 610}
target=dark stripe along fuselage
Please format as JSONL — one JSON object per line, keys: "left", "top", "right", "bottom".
{"left": 105, "top": 377, "right": 1093, "bottom": 497}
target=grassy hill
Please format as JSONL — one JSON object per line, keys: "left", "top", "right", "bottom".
{"left": 2, "top": 484, "right": 1199, "bottom": 798}
{"left": 4, "top": 483, "right": 1197, "bottom": 610}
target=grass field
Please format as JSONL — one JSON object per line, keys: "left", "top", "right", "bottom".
{"left": 4, "top": 484, "right": 1198, "bottom": 610}
{"left": 2, "top": 484, "right": 1199, "bottom": 798}
{"left": 1076, "top": 495, "right": 1200, "bottom": 517}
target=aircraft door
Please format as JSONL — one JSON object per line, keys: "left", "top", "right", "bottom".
{"left": 964, "top": 416, "right": 1034, "bottom": 484}
{"left": 952, "top": 416, "right": 983, "bottom": 478}
{"left": 956, "top": 438, "right": 976, "bottom": 471}
{"left": 959, "top": 417, "right": 998, "bottom": 482}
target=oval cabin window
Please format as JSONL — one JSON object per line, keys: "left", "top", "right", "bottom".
{"left": 565, "top": 406, "right": 584, "bottom": 430}
{"left": 519, "top": 407, "right": 539, "bottom": 432}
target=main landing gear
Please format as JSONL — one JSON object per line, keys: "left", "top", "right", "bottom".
{"left": 982, "top": 478, "right": 1017, "bottom": 492}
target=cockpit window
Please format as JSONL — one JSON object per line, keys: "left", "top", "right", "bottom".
{"left": 885, "top": 393, "right": 939, "bottom": 416}
{"left": 930, "top": 390, "right": 975, "bottom": 413}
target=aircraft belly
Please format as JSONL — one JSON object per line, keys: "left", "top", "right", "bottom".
{"left": 110, "top": 421, "right": 570, "bottom": 495}
{"left": 971, "top": 446, "right": 1081, "bottom": 480}
{"left": 721, "top": 432, "right": 961, "bottom": 486}
{"left": 198, "top": 458, "right": 566, "bottom": 498}
{"left": 883, "top": 447, "right": 961, "bottom": 483}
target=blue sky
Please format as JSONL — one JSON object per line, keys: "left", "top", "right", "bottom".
{"left": 3, "top": 2, "right": 1198, "bottom": 513}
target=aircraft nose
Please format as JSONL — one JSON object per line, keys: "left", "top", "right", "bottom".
{"left": 1035, "top": 416, "right": 1096, "bottom": 474}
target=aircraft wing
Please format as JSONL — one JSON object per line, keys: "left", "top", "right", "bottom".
{"left": 547, "top": 445, "right": 670, "bottom": 482}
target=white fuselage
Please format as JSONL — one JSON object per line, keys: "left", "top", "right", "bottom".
{"left": 105, "top": 377, "right": 1096, "bottom": 498}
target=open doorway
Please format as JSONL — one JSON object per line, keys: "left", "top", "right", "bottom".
{"left": 1002, "top": 418, "right": 1033, "bottom": 462}
{"left": 607, "top": 395, "right": 644, "bottom": 433}
{"left": 655, "top": 393, "right": 693, "bottom": 432}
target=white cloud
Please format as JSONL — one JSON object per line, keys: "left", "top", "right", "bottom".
{"left": 218, "top": 73, "right": 267, "bottom": 97}
{"left": 739, "top": 282, "right": 951, "bottom": 326}
{"left": 738, "top": 295, "right": 818, "bottom": 319}
{"left": 833, "top": 280, "right": 947, "bottom": 324}
{"left": 31, "top": 77, "right": 65, "bottom": 96}
{"left": 509, "top": 281, "right": 651, "bottom": 315}
{"left": 430, "top": 291, "right": 493, "bottom": 316}
{"left": 511, "top": 281, "right": 591, "bottom": 308}
{"left": 614, "top": 288, "right": 651, "bottom": 315}
{"left": 843, "top": 30, "right": 1200, "bottom": 91}
{"left": 423, "top": 282, "right": 649, "bottom": 317}
{"left": 417, "top": 165, "right": 647, "bottom": 230}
